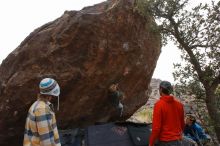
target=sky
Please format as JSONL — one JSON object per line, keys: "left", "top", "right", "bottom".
{"left": 0, "top": 0, "right": 208, "bottom": 83}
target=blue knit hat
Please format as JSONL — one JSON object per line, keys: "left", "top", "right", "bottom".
{"left": 39, "top": 78, "right": 60, "bottom": 110}
{"left": 39, "top": 78, "right": 60, "bottom": 96}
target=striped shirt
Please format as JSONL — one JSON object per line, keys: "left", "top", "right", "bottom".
{"left": 23, "top": 99, "right": 61, "bottom": 146}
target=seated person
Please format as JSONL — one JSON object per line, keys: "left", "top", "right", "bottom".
{"left": 184, "top": 114, "right": 210, "bottom": 145}
{"left": 108, "top": 83, "right": 124, "bottom": 117}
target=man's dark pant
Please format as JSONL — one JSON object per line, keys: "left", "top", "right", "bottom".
{"left": 159, "top": 140, "right": 182, "bottom": 146}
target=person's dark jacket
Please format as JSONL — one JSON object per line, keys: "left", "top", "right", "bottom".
{"left": 108, "top": 90, "right": 123, "bottom": 107}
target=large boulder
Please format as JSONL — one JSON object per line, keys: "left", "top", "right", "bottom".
{"left": 0, "top": 0, "right": 161, "bottom": 145}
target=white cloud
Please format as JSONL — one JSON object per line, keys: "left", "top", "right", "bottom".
{"left": 152, "top": 43, "right": 182, "bottom": 83}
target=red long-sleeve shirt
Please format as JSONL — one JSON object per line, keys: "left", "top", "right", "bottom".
{"left": 149, "top": 95, "right": 184, "bottom": 146}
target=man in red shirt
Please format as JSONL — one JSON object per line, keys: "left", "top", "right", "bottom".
{"left": 149, "top": 81, "right": 184, "bottom": 146}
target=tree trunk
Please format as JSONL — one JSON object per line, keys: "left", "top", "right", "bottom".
{"left": 205, "top": 87, "right": 220, "bottom": 143}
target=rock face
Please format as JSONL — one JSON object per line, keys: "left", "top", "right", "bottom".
{"left": 0, "top": 0, "right": 161, "bottom": 145}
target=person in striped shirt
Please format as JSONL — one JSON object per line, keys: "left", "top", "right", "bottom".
{"left": 23, "top": 78, "right": 61, "bottom": 146}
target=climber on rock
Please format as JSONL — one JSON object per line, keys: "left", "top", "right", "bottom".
{"left": 107, "top": 83, "right": 125, "bottom": 117}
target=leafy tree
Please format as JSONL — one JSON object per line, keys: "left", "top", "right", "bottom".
{"left": 136, "top": 0, "right": 220, "bottom": 142}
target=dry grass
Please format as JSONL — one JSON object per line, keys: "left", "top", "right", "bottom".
{"left": 128, "top": 106, "right": 153, "bottom": 123}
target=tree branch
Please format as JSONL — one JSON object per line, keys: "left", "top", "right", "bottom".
{"left": 190, "top": 44, "right": 213, "bottom": 49}
{"left": 169, "top": 17, "right": 205, "bottom": 82}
